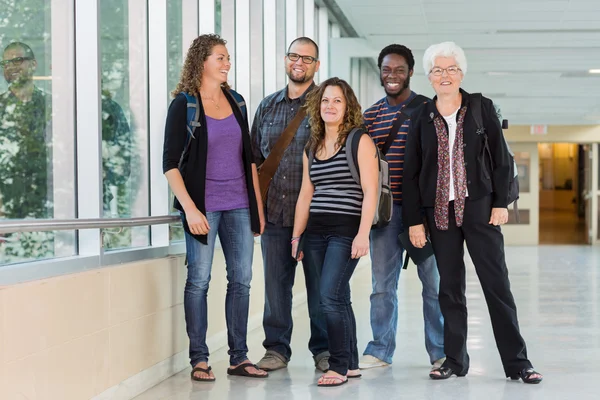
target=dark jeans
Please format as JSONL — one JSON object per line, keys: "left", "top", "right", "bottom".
{"left": 261, "top": 221, "right": 329, "bottom": 360}
{"left": 425, "top": 195, "right": 533, "bottom": 376}
{"left": 183, "top": 208, "right": 254, "bottom": 367}
{"left": 304, "top": 233, "right": 360, "bottom": 375}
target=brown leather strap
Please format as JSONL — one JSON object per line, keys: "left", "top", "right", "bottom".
{"left": 258, "top": 108, "right": 307, "bottom": 202}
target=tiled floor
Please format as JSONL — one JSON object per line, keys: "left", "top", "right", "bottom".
{"left": 134, "top": 245, "right": 600, "bottom": 400}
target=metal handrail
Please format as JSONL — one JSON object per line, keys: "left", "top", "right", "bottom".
{"left": 0, "top": 215, "right": 180, "bottom": 234}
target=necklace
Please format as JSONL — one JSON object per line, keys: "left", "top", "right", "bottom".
{"left": 201, "top": 92, "right": 220, "bottom": 110}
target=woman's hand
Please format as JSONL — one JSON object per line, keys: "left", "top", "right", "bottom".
{"left": 291, "top": 239, "right": 303, "bottom": 261}
{"left": 409, "top": 224, "right": 427, "bottom": 248}
{"left": 489, "top": 207, "right": 508, "bottom": 226}
{"left": 186, "top": 208, "right": 210, "bottom": 235}
{"left": 351, "top": 233, "right": 369, "bottom": 259}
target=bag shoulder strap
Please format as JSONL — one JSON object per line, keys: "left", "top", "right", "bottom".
{"left": 345, "top": 127, "right": 366, "bottom": 185}
{"left": 469, "top": 93, "right": 485, "bottom": 136}
{"left": 258, "top": 107, "right": 306, "bottom": 169}
{"left": 227, "top": 89, "right": 247, "bottom": 121}
{"left": 179, "top": 93, "right": 201, "bottom": 169}
{"left": 381, "top": 94, "right": 429, "bottom": 155}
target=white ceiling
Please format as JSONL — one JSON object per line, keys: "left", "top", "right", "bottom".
{"left": 335, "top": 0, "right": 600, "bottom": 125}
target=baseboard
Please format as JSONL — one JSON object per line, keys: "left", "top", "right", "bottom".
{"left": 92, "top": 292, "right": 309, "bottom": 400}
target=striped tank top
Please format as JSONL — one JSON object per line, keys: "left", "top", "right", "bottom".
{"left": 306, "top": 145, "right": 363, "bottom": 237}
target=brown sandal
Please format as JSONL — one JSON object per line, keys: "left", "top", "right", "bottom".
{"left": 191, "top": 366, "right": 216, "bottom": 382}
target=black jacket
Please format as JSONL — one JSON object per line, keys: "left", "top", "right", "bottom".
{"left": 162, "top": 88, "right": 260, "bottom": 244}
{"left": 402, "top": 89, "right": 512, "bottom": 228}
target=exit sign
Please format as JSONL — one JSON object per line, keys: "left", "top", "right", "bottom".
{"left": 530, "top": 125, "right": 547, "bottom": 135}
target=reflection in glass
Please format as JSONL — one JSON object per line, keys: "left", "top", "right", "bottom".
{"left": 0, "top": 0, "right": 76, "bottom": 264}
{"left": 100, "top": 0, "right": 149, "bottom": 250}
{"left": 215, "top": 0, "right": 222, "bottom": 36}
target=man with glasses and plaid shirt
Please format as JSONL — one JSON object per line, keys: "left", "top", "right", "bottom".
{"left": 251, "top": 37, "right": 330, "bottom": 372}
{"left": 0, "top": 42, "right": 53, "bottom": 263}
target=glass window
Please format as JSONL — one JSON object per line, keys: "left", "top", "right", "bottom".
{"left": 100, "top": 0, "right": 149, "bottom": 250}
{"left": 215, "top": 0, "right": 222, "bottom": 36}
{"left": 513, "top": 151, "right": 531, "bottom": 193}
{"left": 0, "top": 0, "right": 76, "bottom": 265}
{"left": 167, "top": 0, "right": 185, "bottom": 243}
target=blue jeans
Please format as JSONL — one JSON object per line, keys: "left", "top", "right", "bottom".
{"left": 261, "top": 221, "right": 329, "bottom": 361}
{"left": 304, "top": 234, "right": 359, "bottom": 375}
{"left": 364, "top": 203, "right": 445, "bottom": 364}
{"left": 183, "top": 208, "right": 254, "bottom": 367}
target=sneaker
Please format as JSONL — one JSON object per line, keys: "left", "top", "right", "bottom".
{"left": 256, "top": 350, "right": 288, "bottom": 371}
{"left": 432, "top": 357, "right": 446, "bottom": 371}
{"left": 359, "top": 355, "right": 389, "bottom": 369}
{"left": 314, "top": 356, "right": 330, "bottom": 372}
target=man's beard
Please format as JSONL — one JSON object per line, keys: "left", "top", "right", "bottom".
{"left": 287, "top": 69, "right": 311, "bottom": 84}
{"left": 381, "top": 75, "right": 410, "bottom": 97}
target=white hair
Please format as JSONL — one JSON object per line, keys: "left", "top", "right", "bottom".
{"left": 422, "top": 42, "right": 468, "bottom": 76}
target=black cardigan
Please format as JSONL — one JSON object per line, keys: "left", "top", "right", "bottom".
{"left": 402, "top": 88, "right": 512, "bottom": 228}
{"left": 162, "top": 88, "right": 260, "bottom": 244}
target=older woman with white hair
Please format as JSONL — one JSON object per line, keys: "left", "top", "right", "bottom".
{"left": 402, "top": 42, "right": 542, "bottom": 384}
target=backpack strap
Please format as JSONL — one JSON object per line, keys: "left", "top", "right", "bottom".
{"left": 227, "top": 89, "right": 247, "bottom": 121}
{"left": 381, "top": 94, "right": 429, "bottom": 155}
{"left": 179, "top": 93, "right": 201, "bottom": 169}
{"left": 345, "top": 127, "right": 366, "bottom": 185}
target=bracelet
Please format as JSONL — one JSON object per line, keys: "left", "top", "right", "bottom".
{"left": 291, "top": 236, "right": 301, "bottom": 244}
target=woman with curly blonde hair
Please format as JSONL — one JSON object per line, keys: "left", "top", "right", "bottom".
{"left": 162, "top": 34, "right": 266, "bottom": 381}
{"left": 292, "top": 77, "right": 379, "bottom": 386}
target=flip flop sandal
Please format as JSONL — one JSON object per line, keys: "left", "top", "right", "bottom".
{"left": 227, "top": 363, "right": 269, "bottom": 378}
{"left": 191, "top": 366, "right": 215, "bottom": 382}
{"left": 347, "top": 373, "right": 362, "bottom": 379}
{"left": 318, "top": 375, "right": 348, "bottom": 387}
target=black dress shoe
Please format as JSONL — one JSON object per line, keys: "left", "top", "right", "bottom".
{"left": 429, "top": 366, "right": 467, "bottom": 380}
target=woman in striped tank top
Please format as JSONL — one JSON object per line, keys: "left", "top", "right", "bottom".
{"left": 292, "top": 77, "right": 379, "bottom": 387}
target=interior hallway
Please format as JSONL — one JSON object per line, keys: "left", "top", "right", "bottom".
{"left": 134, "top": 246, "right": 600, "bottom": 400}
{"left": 539, "top": 210, "right": 587, "bottom": 245}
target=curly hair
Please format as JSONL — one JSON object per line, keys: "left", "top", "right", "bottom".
{"left": 377, "top": 44, "right": 415, "bottom": 71}
{"left": 171, "top": 34, "right": 230, "bottom": 98}
{"left": 304, "top": 77, "right": 364, "bottom": 155}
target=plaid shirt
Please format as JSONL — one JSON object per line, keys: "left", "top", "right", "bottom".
{"left": 251, "top": 83, "right": 315, "bottom": 227}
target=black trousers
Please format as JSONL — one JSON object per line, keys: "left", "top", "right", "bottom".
{"left": 425, "top": 194, "right": 532, "bottom": 376}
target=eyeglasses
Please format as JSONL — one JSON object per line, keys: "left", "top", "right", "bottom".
{"left": 0, "top": 57, "right": 33, "bottom": 68}
{"left": 429, "top": 66, "right": 461, "bottom": 76}
{"left": 287, "top": 53, "right": 318, "bottom": 64}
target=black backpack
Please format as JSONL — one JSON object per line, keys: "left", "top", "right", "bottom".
{"left": 470, "top": 93, "right": 520, "bottom": 221}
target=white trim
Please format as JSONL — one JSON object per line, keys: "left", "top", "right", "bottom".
{"left": 149, "top": 0, "right": 170, "bottom": 248}
{"left": 199, "top": 0, "right": 216, "bottom": 34}
{"left": 75, "top": 0, "right": 102, "bottom": 256}
{"left": 263, "top": 0, "right": 277, "bottom": 96}
{"left": 50, "top": 0, "right": 77, "bottom": 257}
{"left": 317, "top": 7, "right": 329, "bottom": 82}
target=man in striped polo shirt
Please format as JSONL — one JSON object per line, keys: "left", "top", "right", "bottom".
{"left": 359, "top": 44, "right": 445, "bottom": 371}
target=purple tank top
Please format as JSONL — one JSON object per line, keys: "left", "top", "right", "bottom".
{"left": 204, "top": 114, "right": 250, "bottom": 212}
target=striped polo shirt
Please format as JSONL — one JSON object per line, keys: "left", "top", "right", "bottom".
{"left": 364, "top": 91, "right": 428, "bottom": 204}
{"left": 306, "top": 145, "right": 363, "bottom": 237}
